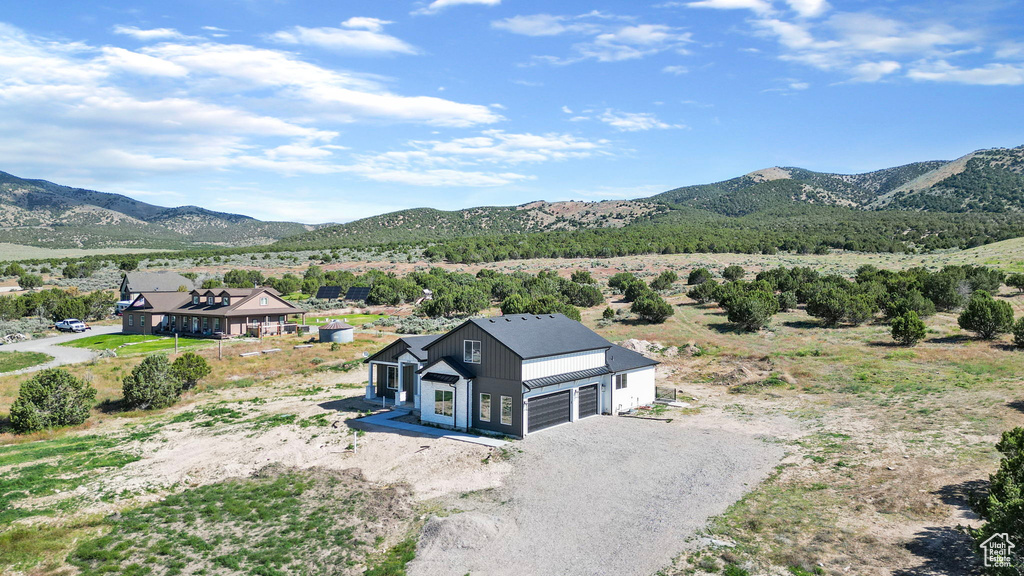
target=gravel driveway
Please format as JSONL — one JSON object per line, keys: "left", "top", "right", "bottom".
{"left": 409, "top": 413, "right": 788, "bottom": 576}
{"left": 2, "top": 325, "right": 122, "bottom": 375}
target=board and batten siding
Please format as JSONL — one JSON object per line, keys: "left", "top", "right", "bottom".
{"left": 521, "top": 349, "right": 606, "bottom": 381}
{"left": 425, "top": 323, "right": 521, "bottom": 381}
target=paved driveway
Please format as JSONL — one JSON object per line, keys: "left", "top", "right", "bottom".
{"left": 2, "top": 325, "right": 122, "bottom": 375}
{"left": 409, "top": 414, "right": 788, "bottom": 576}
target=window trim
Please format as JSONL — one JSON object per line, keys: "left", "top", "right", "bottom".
{"left": 259, "top": 297, "right": 269, "bottom": 306}
{"left": 207, "top": 296, "right": 214, "bottom": 305}
{"left": 435, "top": 389, "right": 453, "bottom": 418}
{"left": 615, "top": 373, "right": 628, "bottom": 390}
{"left": 464, "top": 340, "right": 481, "bottom": 364}
{"left": 127, "top": 314, "right": 133, "bottom": 327}
{"left": 192, "top": 295, "right": 199, "bottom": 305}
{"left": 222, "top": 296, "right": 230, "bottom": 306}
{"left": 479, "top": 393, "right": 491, "bottom": 422}
{"left": 385, "top": 365, "right": 399, "bottom": 390}
{"left": 500, "top": 395, "right": 513, "bottom": 426}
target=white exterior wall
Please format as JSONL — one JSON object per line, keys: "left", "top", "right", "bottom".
{"left": 521, "top": 349, "right": 605, "bottom": 381}
{"left": 604, "top": 367, "right": 656, "bottom": 414}
{"left": 418, "top": 361, "right": 469, "bottom": 431}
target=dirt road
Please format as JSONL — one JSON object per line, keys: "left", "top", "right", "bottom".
{"left": 2, "top": 325, "right": 122, "bottom": 374}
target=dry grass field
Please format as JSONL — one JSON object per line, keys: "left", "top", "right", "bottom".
{"left": 1, "top": 245, "right": 1023, "bottom": 575}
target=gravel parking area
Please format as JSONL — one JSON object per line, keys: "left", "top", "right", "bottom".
{"left": 408, "top": 413, "right": 790, "bottom": 576}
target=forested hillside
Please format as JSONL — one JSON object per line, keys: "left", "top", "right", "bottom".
{"left": 0, "top": 171, "right": 313, "bottom": 249}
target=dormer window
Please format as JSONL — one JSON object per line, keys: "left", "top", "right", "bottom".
{"left": 259, "top": 297, "right": 268, "bottom": 306}
{"left": 222, "top": 296, "right": 230, "bottom": 306}
{"left": 192, "top": 295, "right": 199, "bottom": 305}
{"left": 207, "top": 296, "right": 214, "bottom": 305}
{"left": 464, "top": 340, "right": 481, "bottom": 364}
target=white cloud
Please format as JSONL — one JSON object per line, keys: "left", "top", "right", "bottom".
{"left": 785, "top": 0, "right": 829, "bottom": 18}
{"left": 907, "top": 60, "right": 1024, "bottom": 85}
{"left": 100, "top": 47, "right": 189, "bottom": 77}
{"left": 598, "top": 110, "right": 685, "bottom": 131}
{"left": 492, "top": 14, "right": 598, "bottom": 36}
{"left": 144, "top": 42, "right": 501, "bottom": 126}
{"left": 687, "top": 0, "right": 774, "bottom": 16}
{"left": 415, "top": 0, "right": 501, "bottom": 16}
{"left": 494, "top": 12, "right": 691, "bottom": 64}
{"left": 269, "top": 19, "right": 418, "bottom": 55}
{"left": 112, "top": 25, "right": 189, "bottom": 41}
{"left": 663, "top": 64, "right": 690, "bottom": 74}
{"left": 848, "top": 60, "right": 901, "bottom": 82}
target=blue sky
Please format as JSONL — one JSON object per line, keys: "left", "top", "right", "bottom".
{"left": 1, "top": 0, "right": 1022, "bottom": 223}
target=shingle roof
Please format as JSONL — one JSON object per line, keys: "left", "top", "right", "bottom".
{"left": 462, "top": 314, "right": 612, "bottom": 360}
{"left": 402, "top": 335, "right": 442, "bottom": 361}
{"left": 123, "top": 271, "right": 196, "bottom": 293}
{"left": 523, "top": 366, "right": 611, "bottom": 390}
{"left": 606, "top": 344, "right": 660, "bottom": 373}
{"left": 418, "top": 356, "right": 476, "bottom": 380}
{"left": 127, "top": 292, "right": 191, "bottom": 312}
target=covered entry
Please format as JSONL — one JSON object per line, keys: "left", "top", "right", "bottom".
{"left": 527, "top": 389, "right": 571, "bottom": 433}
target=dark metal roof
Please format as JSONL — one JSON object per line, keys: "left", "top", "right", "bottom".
{"left": 123, "top": 271, "right": 196, "bottom": 293}
{"left": 606, "top": 344, "right": 660, "bottom": 372}
{"left": 421, "top": 372, "right": 459, "bottom": 384}
{"left": 345, "top": 286, "right": 371, "bottom": 301}
{"left": 456, "top": 314, "right": 612, "bottom": 360}
{"left": 418, "top": 356, "right": 476, "bottom": 381}
{"left": 523, "top": 366, "right": 611, "bottom": 390}
{"left": 316, "top": 286, "right": 343, "bottom": 300}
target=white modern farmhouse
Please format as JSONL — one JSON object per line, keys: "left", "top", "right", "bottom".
{"left": 364, "top": 314, "right": 658, "bottom": 437}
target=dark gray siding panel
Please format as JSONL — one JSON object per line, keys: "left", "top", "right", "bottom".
{"left": 579, "top": 384, "right": 598, "bottom": 418}
{"left": 427, "top": 324, "right": 521, "bottom": 382}
{"left": 527, "top": 390, "right": 571, "bottom": 433}
{"left": 376, "top": 364, "right": 397, "bottom": 400}
{"left": 471, "top": 377, "right": 523, "bottom": 438}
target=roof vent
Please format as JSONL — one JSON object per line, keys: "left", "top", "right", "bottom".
{"left": 505, "top": 318, "right": 511, "bottom": 322}
{"left": 488, "top": 319, "right": 495, "bottom": 323}
{"left": 549, "top": 315, "right": 555, "bottom": 318}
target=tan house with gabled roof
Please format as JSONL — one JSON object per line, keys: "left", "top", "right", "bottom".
{"left": 122, "top": 287, "right": 305, "bottom": 337}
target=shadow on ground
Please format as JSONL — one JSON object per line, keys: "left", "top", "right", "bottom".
{"left": 1008, "top": 400, "right": 1024, "bottom": 414}
{"left": 893, "top": 480, "right": 985, "bottom": 576}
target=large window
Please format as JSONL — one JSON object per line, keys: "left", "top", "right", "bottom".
{"left": 214, "top": 318, "right": 221, "bottom": 331}
{"left": 464, "top": 340, "right": 481, "bottom": 364}
{"left": 140, "top": 314, "right": 147, "bottom": 327}
{"left": 202, "top": 317, "right": 208, "bottom": 332}
{"left": 615, "top": 373, "right": 628, "bottom": 390}
{"left": 435, "top": 390, "right": 453, "bottom": 417}
{"left": 501, "top": 396, "right": 513, "bottom": 425}
{"left": 479, "top": 393, "right": 491, "bottom": 422}
{"left": 386, "top": 366, "right": 398, "bottom": 390}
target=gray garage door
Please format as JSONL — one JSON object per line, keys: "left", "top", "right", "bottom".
{"left": 527, "top": 390, "right": 571, "bottom": 433}
{"left": 578, "top": 384, "right": 598, "bottom": 418}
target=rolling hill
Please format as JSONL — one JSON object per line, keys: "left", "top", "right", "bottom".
{"left": 0, "top": 171, "right": 314, "bottom": 249}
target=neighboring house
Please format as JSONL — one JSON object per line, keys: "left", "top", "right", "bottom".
{"left": 119, "top": 271, "right": 196, "bottom": 302}
{"left": 122, "top": 287, "right": 304, "bottom": 337}
{"left": 365, "top": 314, "right": 658, "bottom": 437}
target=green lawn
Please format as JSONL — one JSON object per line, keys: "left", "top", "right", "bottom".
{"left": 304, "top": 314, "right": 386, "bottom": 326}
{"left": 61, "top": 334, "right": 207, "bottom": 354}
{"left": 0, "top": 351, "right": 52, "bottom": 373}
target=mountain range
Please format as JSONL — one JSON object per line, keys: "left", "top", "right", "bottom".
{"left": 0, "top": 171, "right": 314, "bottom": 249}
{"left": 1, "top": 144, "right": 1021, "bottom": 252}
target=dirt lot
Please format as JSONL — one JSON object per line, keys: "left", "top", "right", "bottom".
{"left": 410, "top": 412, "right": 796, "bottom": 576}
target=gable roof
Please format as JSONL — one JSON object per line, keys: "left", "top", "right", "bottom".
{"left": 429, "top": 314, "right": 612, "bottom": 360}
{"left": 417, "top": 356, "right": 476, "bottom": 380}
{"left": 606, "top": 344, "right": 660, "bottom": 373}
{"left": 127, "top": 291, "right": 191, "bottom": 312}
{"left": 129, "top": 287, "right": 301, "bottom": 316}
{"left": 365, "top": 334, "right": 442, "bottom": 364}
{"left": 122, "top": 271, "right": 196, "bottom": 293}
